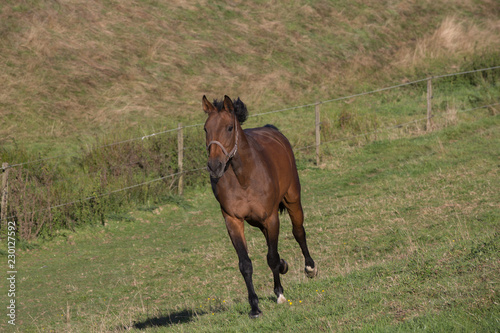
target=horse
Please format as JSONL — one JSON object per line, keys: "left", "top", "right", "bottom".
{"left": 202, "top": 95, "right": 317, "bottom": 318}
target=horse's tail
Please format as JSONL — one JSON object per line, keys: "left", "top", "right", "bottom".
{"left": 278, "top": 202, "right": 286, "bottom": 215}
{"left": 264, "top": 124, "right": 280, "bottom": 131}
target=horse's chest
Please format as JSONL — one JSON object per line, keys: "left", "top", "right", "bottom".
{"left": 215, "top": 182, "right": 273, "bottom": 222}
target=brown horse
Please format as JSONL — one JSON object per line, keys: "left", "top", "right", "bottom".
{"left": 202, "top": 95, "right": 317, "bottom": 318}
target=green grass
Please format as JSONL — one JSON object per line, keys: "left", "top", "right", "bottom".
{"left": 5, "top": 114, "right": 498, "bottom": 332}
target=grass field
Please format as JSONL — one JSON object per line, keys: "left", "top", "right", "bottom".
{"left": 6, "top": 113, "right": 498, "bottom": 332}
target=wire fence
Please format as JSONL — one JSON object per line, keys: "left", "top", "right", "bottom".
{"left": 1, "top": 66, "right": 499, "bottom": 231}
{"left": 297, "top": 102, "right": 500, "bottom": 151}
{"left": 5, "top": 65, "right": 499, "bottom": 170}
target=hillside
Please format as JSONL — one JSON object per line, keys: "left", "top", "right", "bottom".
{"left": 1, "top": 0, "right": 499, "bottom": 148}
{"left": 8, "top": 113, "right": 499, "bottom": 332}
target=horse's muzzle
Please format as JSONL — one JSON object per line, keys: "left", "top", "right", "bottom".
{"left": 207, "top": 159, "right": 225, "bottom": 179}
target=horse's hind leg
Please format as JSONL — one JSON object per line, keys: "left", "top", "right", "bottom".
{"left": 284, "top": 194, "right": 317, "bottom": 278}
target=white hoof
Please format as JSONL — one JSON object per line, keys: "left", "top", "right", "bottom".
{"left": 277, "top": 294, "right": 287, "bottom": 304}
{"left": 305, "top": 265, "right": 318, "bottom": 278}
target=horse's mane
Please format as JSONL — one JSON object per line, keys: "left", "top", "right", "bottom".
{"left": 212, "top": 97, "right": 248, "bottom": 125}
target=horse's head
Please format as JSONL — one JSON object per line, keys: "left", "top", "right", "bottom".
{"left": 202, "top": 95, "right": 240, "bottom": 179}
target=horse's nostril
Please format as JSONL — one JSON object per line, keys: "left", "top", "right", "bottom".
{"left": 208, "top": 160, "right": 223, "bottom": 173}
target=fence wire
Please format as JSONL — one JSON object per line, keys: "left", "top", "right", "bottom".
{"left": 1, "top": 101, "right": 497, "bottom": 223}
{"left": 0, "top": 167, "right": 207, "bottom": 222}
{"left": 1, "top": 66, "right": 498, "bottom": 224}
{"left": 4, "top": 66, "right": 499, "bottom": 170}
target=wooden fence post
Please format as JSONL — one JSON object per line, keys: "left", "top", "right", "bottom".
{"left": 315, "top": 102, "right": 321, "bottom": 166}
{"left": 1, "top": 162, "right": 9, "bottom": 225}
{"left": 426, "top": 77, "right": 433, "bottom": 131}
{"left": 177, "top": 123, "right": 184, "bottom": 196}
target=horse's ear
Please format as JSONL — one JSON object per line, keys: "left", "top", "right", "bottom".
{"left": 202, "top": 95, "right": 216, "bottom": 114}
{"left": 223, "top": 95, "right": 235, "bottom": 113}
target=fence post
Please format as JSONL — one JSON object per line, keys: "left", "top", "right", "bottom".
{"left": 1, "top": 163, "right": 9, "bottom": 226}
{"left": 426, "top": 77, "right": 433, "bottom": 131}
{"left": 177, "top": 123, "right": 184, "bottom": 196}
{"left": 315, "top": 102, "right": 321, "bottom": 165}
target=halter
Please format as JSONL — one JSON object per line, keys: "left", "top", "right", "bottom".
{"left": 206, "top": 114, "right": 238, "bottom": 159}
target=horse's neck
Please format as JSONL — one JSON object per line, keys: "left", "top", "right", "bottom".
{"left": 229, "top": 130, "right": 257, "bottom": 188}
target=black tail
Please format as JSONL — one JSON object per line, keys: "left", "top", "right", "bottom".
{"left": 264, "top": 124, "right": 279, "bottom": 131}
{"left": 278, "top": 202, "right": 286, "bottom": 215}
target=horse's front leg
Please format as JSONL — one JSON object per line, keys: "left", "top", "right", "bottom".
{"left": 262, "top": 213, "right": 288, "bottom": 304}
{"left": 224, "top": 214, "right": 262, "bottom": 318}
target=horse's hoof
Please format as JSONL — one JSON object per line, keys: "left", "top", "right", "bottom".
{"left": 305, "top": 265, "right": 318, "bottom": 278}
{"left": 277, "top": 294, "right": 287, "bottom": 304}
{"left": 279, "top": 259, "right": 289, "bottom": 274}
{"left": 249, "top": 309, "right": 262, "bottom": 318}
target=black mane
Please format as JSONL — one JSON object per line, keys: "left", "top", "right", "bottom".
{"left": 213, "top": 97, "right": 248, "bottom": 125}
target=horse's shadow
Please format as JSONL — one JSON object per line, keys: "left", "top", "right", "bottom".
{"left": 131, "top": 309, "right": 195, "bottom": 329}
{"left": 123, "top": 307, "right": 227, "bottom": 330}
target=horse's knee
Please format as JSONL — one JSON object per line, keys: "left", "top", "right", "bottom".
{"left": 239, "top": 258, "right": 253, "bottom": 276}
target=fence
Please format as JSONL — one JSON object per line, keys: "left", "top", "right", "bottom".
{"left": 1, "top": 66, "right": 499, "bottom": 236}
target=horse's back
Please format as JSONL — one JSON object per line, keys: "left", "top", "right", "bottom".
{"left": 244, "top": 125, "right": 300, "bottom": 194}
{"left": 244, "top": 126, "right": 294, "bottom": 162}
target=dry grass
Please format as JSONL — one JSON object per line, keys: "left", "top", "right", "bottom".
{"left": 1, "top": 1, "right": 499, "bottom": 148}
{"left": 396, "top": 15, "right": 500, "bottom": 68}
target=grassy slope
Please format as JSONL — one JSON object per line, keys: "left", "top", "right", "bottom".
{"left": 1, "top": 0, "right": 499, "bottom": 151}
{"left": 10, "top": 114, "right": 499, "bottom": 332}
{"left": 1, "top": 0, "right": 498, "bottom": 240}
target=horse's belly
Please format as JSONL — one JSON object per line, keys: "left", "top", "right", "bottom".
{"left": 245, "top": 209, "right": 270, "bottom": 226}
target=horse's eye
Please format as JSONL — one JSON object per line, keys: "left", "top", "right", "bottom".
{"left": 228, "top": 126, "right": 233, "bottom": 132}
